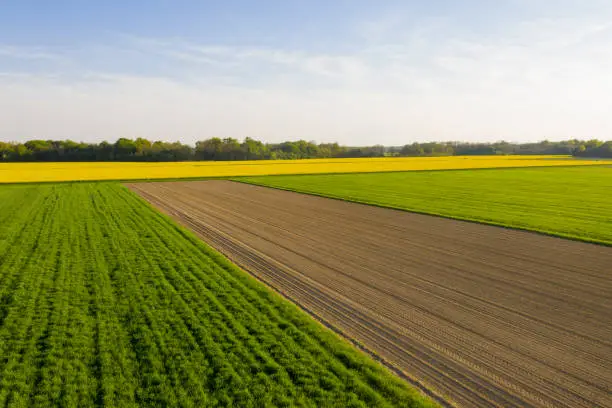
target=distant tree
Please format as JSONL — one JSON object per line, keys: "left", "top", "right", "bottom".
{"left": 96, "top": 141, "right": 115, "bottom": 161}
{"left": 243, "top": 137, "right": 269, "bottom": 160}
{"left": 400, "top": 143, "right": 425, "bottom": 156}
{"left": 195, "top": 138, "right": 224, "bottom": 160}
{"left": 1, "top": 137, "right": 611, "bottom": 162}
{"left": 114, "top": 138, "right": 138, "bottom": 160}
{"left": 0, "top": 142, "right": 12, "bottom": 161}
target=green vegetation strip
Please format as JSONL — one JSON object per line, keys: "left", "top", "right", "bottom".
{"left": 239, "top": 166, "right": 612, "bottom": 246}
{"left": 0, "top": 183, "right": 435, "bottom": 408}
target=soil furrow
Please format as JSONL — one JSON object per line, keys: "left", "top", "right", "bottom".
{"left": 128, "top": 180, "right": 612, "bottom": 408}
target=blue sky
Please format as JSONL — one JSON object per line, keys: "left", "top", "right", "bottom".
{"left": 1, "top": 0, "right": 611, "bottom": 144}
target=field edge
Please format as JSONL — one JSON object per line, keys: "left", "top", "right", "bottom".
{"left": 1, "top": 161, "right": 610, "bottom": 185}
{"left": 121, "top": 183, "right": 445, "bottom": 408}
{"left": 232, "top": 178, "right": 612, "bottom": 247}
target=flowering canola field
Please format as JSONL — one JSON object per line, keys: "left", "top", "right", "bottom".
{"left": 0, "top": 155, "right": 609, "bottom": 183}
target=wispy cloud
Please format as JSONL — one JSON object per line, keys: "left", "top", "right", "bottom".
{"left": 1, "top": 4, "right": 611, "bottom": 144}
{"left": 0, "top": 45, "right": 65, "bottom": 61}
{"left": 116, "top": 11, "right": 612, "bottom": 94}
{"left": 123, "top": 37, "right": 371, "bottom": 86}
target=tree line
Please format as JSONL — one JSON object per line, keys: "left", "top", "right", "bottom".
{"left": 0, "top": 137, "right": 610, "bottom": 162}
{"left": 392, "top": 139, "right": 612, "bottom": 158}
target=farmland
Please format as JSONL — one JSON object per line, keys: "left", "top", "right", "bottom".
{"left": 0, "top": 155, "right": 610, "bottom": 183}
{"left": 130, "top": 180, "right": 612, "bottom": 408}
{"left": 2, "top": 163, "right": 611, "bottom": 408}
{"left": 0, "top": 183, "right": 434, "bottom": 408}
{"left": 240, "top": 165, "right": 612, "bottom": 245}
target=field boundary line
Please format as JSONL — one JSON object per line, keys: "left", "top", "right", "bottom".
{"left": 232, "top": 179, "right": 612, "bottom": 248}
{"left": 1, "top": 162, "right": 610, "bottom": 185}
{"left": 125, "top": 183, "right": 452, "bottom": 408}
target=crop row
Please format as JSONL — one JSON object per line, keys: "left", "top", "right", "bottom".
{"left": 0, "top": 183, "right": 434, "bottom": 407}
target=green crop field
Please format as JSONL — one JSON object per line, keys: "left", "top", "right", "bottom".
{"left": 239, "top": 165, "right": 612, "bottom": 246}
{"left": 0, "top": 183, "right": 434, "bottom": 408}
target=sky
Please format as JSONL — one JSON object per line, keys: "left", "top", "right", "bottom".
{"left": 1, "top": 0, "right": 611, "bottom": 145}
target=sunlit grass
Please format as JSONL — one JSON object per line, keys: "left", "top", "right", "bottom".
{"left": 241, "top": 165, "right": 612, "bottom": 245}
{"left": 0, "top": 183, "right": 436, "bottom": 407}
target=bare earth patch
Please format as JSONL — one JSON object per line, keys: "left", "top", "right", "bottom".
{"left": 128, "top": 180, "right": 612, "bottom": 408}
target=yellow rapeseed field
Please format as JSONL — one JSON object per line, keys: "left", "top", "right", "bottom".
{"left": 0, "top": 155, "right": 609, "bottom": 183}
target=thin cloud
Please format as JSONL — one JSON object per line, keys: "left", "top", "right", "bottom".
{"left": 0, "top": 45, "right": 65, "bottom": 61}
{"left": 0, "top": 7, "right": 611, "bottom": 144}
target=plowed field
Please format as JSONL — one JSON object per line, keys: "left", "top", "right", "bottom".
{"left": 128, "top": 181, "right": 612, "bottom": 408}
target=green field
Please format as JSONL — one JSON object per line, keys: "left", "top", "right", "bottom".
{"left": 0, "top": 183, "right": 434, "bottom": 408}
{"left": 239, "top": 165, "right": 612, "bottom": 246}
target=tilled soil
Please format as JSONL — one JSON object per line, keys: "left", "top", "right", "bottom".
{"left": 127, "top": 180, "right": 612, "bottom": 408}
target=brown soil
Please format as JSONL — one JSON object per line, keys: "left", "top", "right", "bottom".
{"left": 127, "top": 180, "right": 612, "bottom": 408}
